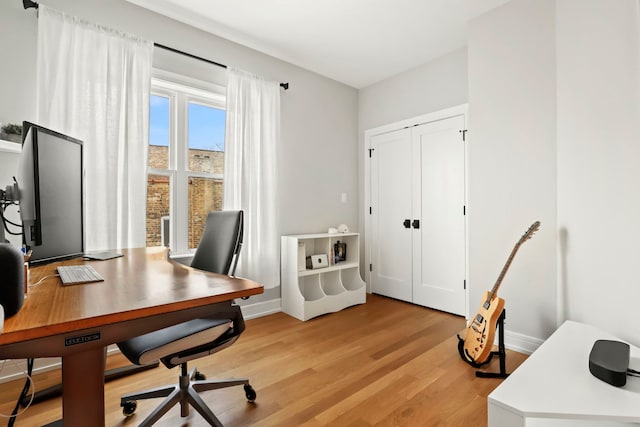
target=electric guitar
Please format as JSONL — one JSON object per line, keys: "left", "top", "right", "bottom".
{"left": 459, "top": 221, "right": 540, "bottom": 366}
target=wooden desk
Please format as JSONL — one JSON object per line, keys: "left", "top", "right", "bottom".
{"left": 0, "top": 247, "right": 263, "bottom": 426}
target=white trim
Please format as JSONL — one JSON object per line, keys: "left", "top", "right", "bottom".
{"left": 504, "top": 329, "right": 544, "bottom": 355}
{"left": 240, "top": 298, "right": 282, "bottom": 320}
{"left": 0, "top": 346, "right": 120, "bottom": 384}
{"left": 152, "top": 69, "right": 226, "bottom": 103}
{"left": 0, "top": 357, "right": 59, "bottom": 384}
{"left": 363, "top": 104, "right": 469, "bottom": 138}
{"left": 0, "top": 140, "right": 21, "bottom": 154}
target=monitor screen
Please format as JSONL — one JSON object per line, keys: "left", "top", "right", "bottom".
{"left": 18, "top": 122, "right": 84, "bottom": 265}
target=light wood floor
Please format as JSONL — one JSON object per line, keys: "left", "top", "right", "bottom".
{"left": 0, "top": 294, "right": 527, "bottom": 426}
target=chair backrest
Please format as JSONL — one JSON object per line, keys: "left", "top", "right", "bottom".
{"left": 190, "top": 210, "right": 243, "bottom": 276}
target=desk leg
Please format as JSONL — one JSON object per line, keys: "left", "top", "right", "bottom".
{"left": 62, "top": 347, "right": 106, "bottom": 426}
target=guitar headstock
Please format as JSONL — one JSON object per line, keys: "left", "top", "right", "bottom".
{"left": 520, "top": 221, "right": 541, "bottom": 243}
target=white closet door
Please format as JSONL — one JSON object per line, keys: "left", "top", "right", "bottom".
{"left": 412, "top": 115, "right": 466, "bottom": 315}
{"left": 370, "top": 128, "right": 413, "bottom": 302}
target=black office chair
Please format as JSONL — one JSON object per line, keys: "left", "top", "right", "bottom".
{"left": 117, "top": 210, "right": 256, "bottom": 427}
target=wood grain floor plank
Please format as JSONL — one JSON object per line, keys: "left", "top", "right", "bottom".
{"left": 0, "top": 294, "right": 527, "bottom": 426}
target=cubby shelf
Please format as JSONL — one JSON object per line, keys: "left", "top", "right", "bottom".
{"left": 281, "top": 232, "right": 366, "bottom": 321}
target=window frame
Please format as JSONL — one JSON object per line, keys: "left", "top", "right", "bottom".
{"left": 148, "top": 70, "right": 226, "bottom": 256}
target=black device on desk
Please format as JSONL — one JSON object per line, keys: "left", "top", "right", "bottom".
{"left": 0, "top": 243, "right": 24, "bottom": 317}
{"left": 589, "top": 339, "right": 630, "bottom": 387}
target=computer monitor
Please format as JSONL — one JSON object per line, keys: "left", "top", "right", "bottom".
{"left": 17, "top": 122, "right": 84, "bottom": 265}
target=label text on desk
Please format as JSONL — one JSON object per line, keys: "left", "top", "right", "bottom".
{"left": 65, "top": 332, "right": 101, "bottom": 347}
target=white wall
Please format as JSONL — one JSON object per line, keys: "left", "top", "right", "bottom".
{"left": 556, "top": 0, "right": 640, "bottom": 346}
{"left": 468, "top": 0, "right": 558, "bottom": 349}
{"left": 358, "top": 47, "right": 468, "bottom": 133}
{"left": 469, "top": 0, "right": 640, "bottom": 348}
{"left": 0, "top": 3, "right": 37, "bottom": 127}
{"left": 0, "top": 0, "right": 359, "bottom": 303}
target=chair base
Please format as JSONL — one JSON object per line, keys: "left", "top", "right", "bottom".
{"left": 121, "top": 364, "right": 255, "bottom": 427}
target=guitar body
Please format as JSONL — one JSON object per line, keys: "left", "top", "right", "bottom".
{"left": 462, "top": 292, "right": 505, "bottom": 365}
{"left": 457, "top": 221, "right": 539, "bottom": 368}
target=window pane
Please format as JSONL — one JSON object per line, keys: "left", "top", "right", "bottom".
{"left": 146, "top": 174, "right": 171, "bottom": 247}
{"left": 149, "top": 95, "right": 170, "bottom": 169}
{"left": 188, "top": 176, "right": 223, "bottom": 249}
{"left": 188, "top": 102, "right": 225, "bottom": 174}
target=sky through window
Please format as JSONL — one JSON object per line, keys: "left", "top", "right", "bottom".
{"left": 149, "top": 95, "right": 225, "bottom": 151}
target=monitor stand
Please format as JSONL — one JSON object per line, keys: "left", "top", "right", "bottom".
{"left": 83, "top": 251, "right": 124, "bottom": 261}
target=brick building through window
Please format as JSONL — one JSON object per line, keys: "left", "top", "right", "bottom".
{"left": 146, "top": 145, "right": 224, "bottom": 248}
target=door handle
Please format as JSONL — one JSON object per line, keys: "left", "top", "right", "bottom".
{"left": 412, "top": 219, "right": 420, "bottom": 229}
{"left": 403, "top": 219, "right": 411, "bottom": 229}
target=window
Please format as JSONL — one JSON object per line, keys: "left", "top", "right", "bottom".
{"left": 146, "top": 75, "right": 226, "bottom": 255}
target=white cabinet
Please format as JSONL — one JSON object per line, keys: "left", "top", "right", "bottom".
{"left": 488, "top": 321, "right": 640, "bottom": 426}
{"left": 281, "top": 232, "right": 366, "bottom": 321}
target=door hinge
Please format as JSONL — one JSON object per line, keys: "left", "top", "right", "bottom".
{"left": 369, "top": 264, "right": 373, "bottom": 272}
{"left": 459, "top": 129, "right": 468, "bottom": 142}
{"left": 463, "top": 205, "right": 466, "bottom": 215}
{"left": 368, "top": 148, "right": 375, "bottom": 158}
{"left": 369, "top": 206, "right": 372, "bottom": 215}
{"left": 464, "top": 279, "right": 466, "bottom": 290}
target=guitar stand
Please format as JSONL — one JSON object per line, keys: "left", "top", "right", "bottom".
{"left": 475, "top": 310, "right": 509, "bottom": 378}
{"left": 457, "top": 309, "right": 509, "bottom": 379}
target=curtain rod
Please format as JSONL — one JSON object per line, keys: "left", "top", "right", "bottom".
{"left": 22, "top": 1, "right": 290, "bottom": 90}
{"left": 155, "top": 43, "right": 289, "bottom": 90}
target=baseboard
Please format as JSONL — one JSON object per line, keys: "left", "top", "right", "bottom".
{"left": 0, "top": 346, "right": 123, "bottom": 385}
{"left": 240, "top": 298, "right": 282, "bottom": 320}
{"left": 504, "top": 330, "right": 544, "bottom": 355}
{"left": 0, "top": 357, "right": 60, "bottom": 384}
{"left": 0, "top": 300, "right": 282, "bottom": 384}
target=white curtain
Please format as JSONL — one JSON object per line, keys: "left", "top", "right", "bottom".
{"left": 36, "top": 5, "right": 153, "bottom": 251}
{"left": 224, "top": 68, "right": 280, "bottom": 289}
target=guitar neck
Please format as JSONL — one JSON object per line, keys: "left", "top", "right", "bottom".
{"left": 485, "top": 244, "right": 521, "bottom": 304}
{"left": 481, "top": 221, "right": 540, "bottom": 308}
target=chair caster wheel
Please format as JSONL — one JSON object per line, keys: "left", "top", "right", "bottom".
{"left": 244, "top": 384, "right": 257, "bottom": 402}
{"left": 122, "top": 400, "right": 137, "bottom": 417}
{"left": 194, "top": 370, "right": 206, "bottom": 381}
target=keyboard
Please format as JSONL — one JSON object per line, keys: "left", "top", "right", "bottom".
{"left": 57, "top": 265, "right": 105, "bottom": 285}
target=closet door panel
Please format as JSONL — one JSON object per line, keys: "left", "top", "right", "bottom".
{"left": 412, "top": 115, "right": 466, "bottom": 315}
{"left": 370, "top": 128, "right": 413, "bottom": 302}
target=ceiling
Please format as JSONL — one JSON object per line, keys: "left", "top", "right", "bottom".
{"left": 126, "top": 0, "right": 511, "bottom": 89}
